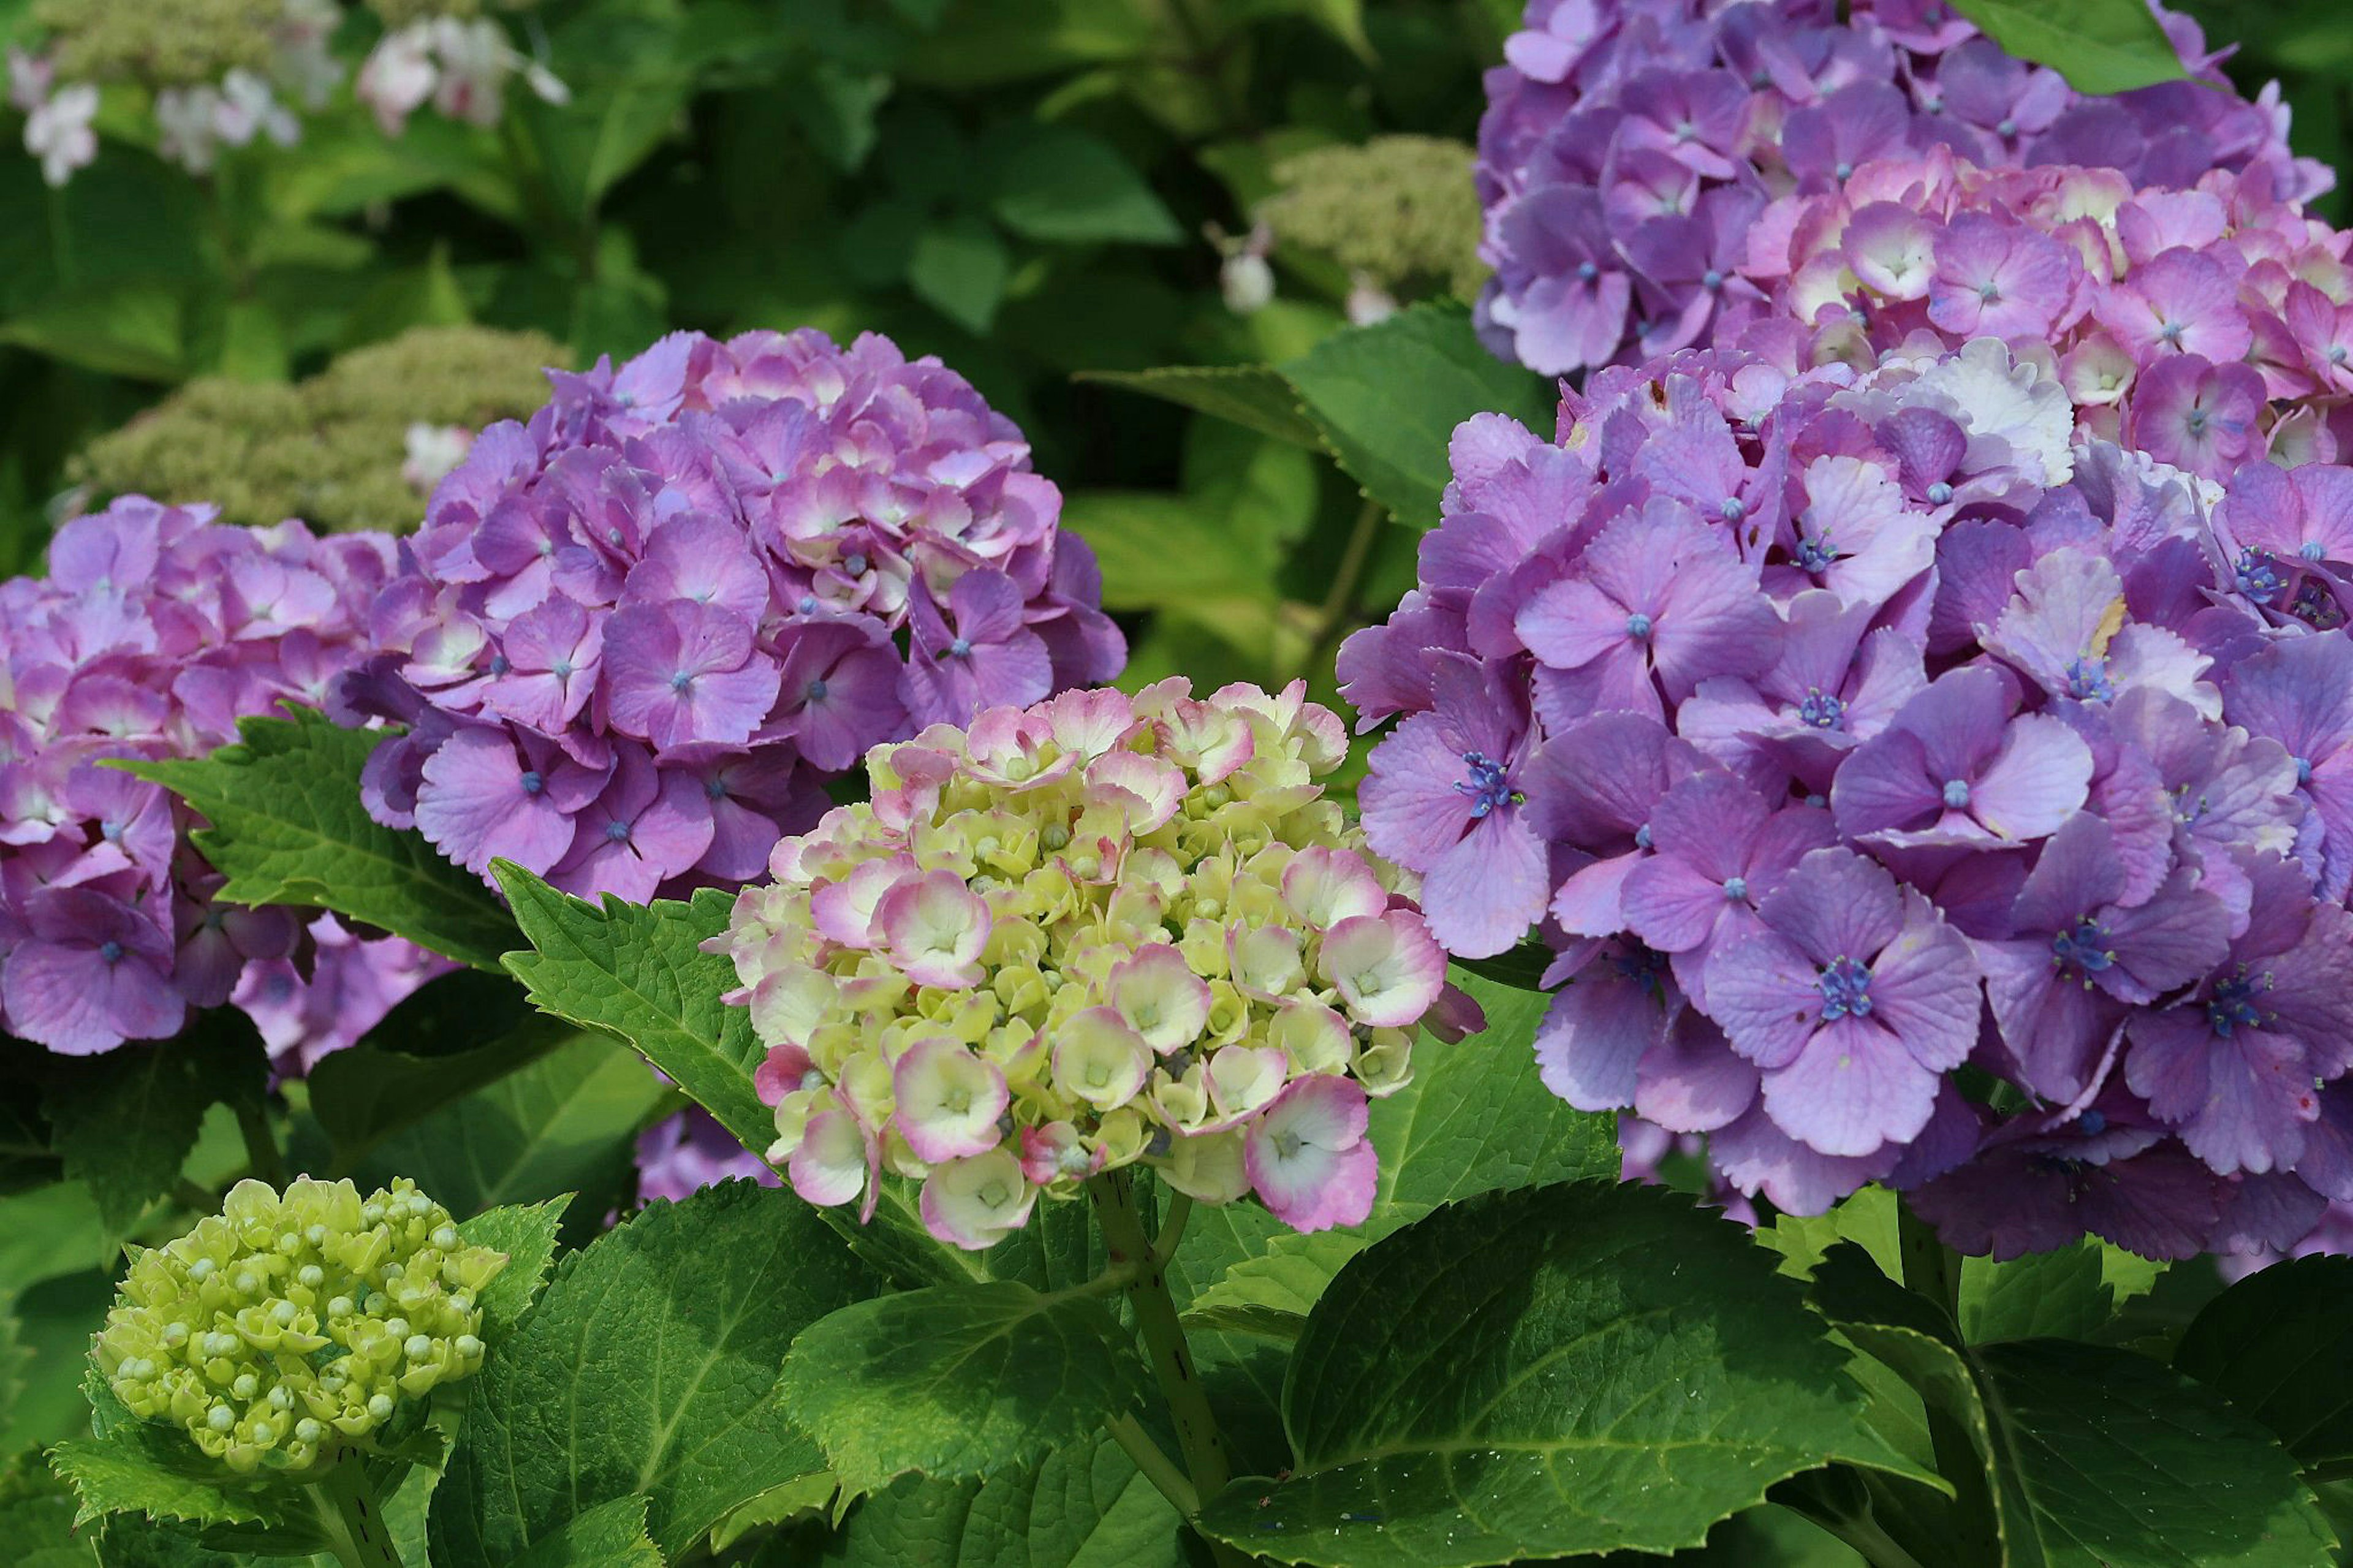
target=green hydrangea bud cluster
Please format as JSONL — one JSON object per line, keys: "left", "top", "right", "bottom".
{"left": 1257, "top": 135, "right": 1486, "bottom": 297}
{"left": 36, "top": 0, "right": 279, "bottom": 86}
{"left": 95, "top": 1177, "right": 506, "bottom": 1476}
{"left": 73, "top": 325, "right": 567, "bottom": 533}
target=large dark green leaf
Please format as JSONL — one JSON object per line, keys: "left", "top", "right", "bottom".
{"left": 430, "top": 1181, "right": 881, "bottom": 1566}
{"left": 778, "top": 1282, "right": 1151, "bottom": 1496}
{"left": 40, "top": 1013, "right": 266, "bottom": 1233}
{"left": 985, "top": 123, "right": 1180, "bottom": 244}
{"left": 123, "top": 713, "right": 520, "bottom": 971}
{"left": 1197, "top": 1182, "right": 1923, "bottom": 1566}
{"left": 1075, "top": 365, "right": 1325, "bottom": 449}
{"left": 2176, "top": 1255, "right": 2353, "bottom": 1473}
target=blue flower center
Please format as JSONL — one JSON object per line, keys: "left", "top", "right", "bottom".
{"left": 2050, "top": 917, "right": 2114, "bottom": 975}
{"left": 2237, "top": 548, "right": 2284, "bottom": 604}
{"left": 1817, "top": 955, "right": 1873, "bottom": 1021}
{"left": 2064, "top": 657, "right": 2115, "bottom": 702}
{"left": 2158, "top": 320, "right": 2185, "bottom": 346}
{"left": 806, "top": 677, "right": 830, "bottom": 701}
{"left": 489, "top": 654, "right": 512, "bottom": 676}
{"left": 2303, "top": 540, "right": 2329, "bottom": 562}
{"left": 2207, "top": 972, "right": 2269, "bottom": 1037}
{"left": 98, "top": 940, "right": 124, "bottom": 964}
{"left": 1722, "top": 876, "right": 1748, "bottom": 901}
{"left": 1701, "top": 269, "right": 1724, "bottom": 291}
{"left": 1719, "top": 496, "right": 1746, "bottom": 521}
{"left": 1834, "top": 161, "right": 1854, "bottom": 181}
{"left": 1452, "top": 751, "right": 1518, "bottom": 819}
{"left": 2296, "top": 754, "right": 2314, "bottom": 784}
{"left": 1577, "top": 260, "right": 1599, "bottom": 282}
{"left": 1793, "top": 535, "right": 1839, "bottom": 572}
{"left": 1976, "top": 281, "right": 2001, "bottom": 303}
{"left": 1633, "top": 823, "right": 1653, "bottom": 850}
{"left": 519, "top": 770, "right": 545, "bottom": 796}
{"left": 1624, "top": 612, "right": 1654, "bottom": 639}
{"left": 1610, "top": 944, "right": 1670, "bottom": 1002}
{"left": 2333, "top": 345, "right": 2350, "bottom": 366}
{"left": 844, "top": 553, "right": 869, "bottom": 576}
{"left": 1797, "top": 687, "right": 1845, "bottom": 729}
{"left": 705, "top": 776, "right": 728, "bottom": 800}
{"left": 2073, "top": 1108, "right": 2107, "bottom": 1136}
{"left": 1926, "top": 480, "right": 1954, "bottom": 505}
{"left": 798, "top": 595, "right": 819, "bottom": 613}
{"left": 99, "top": 819, "right": 123, "bottom": 842}
{"left": 670, "top": 670, "right": 694, "bottom": 692}
{"left": 551, "top": 659, "right": 574, "bottom": 679}
{"left": 2185, "top": 408, "right": 2210, "bottom": 436}
{"left": 948, "top": 637, "right": 974, "bottom": 658}
{"left": 2294, "top": 578, "right": 2347, "bottom": 631}
{"left": 1942, "top": 778, "right": 1972, "bottom": 809}
{"left": 604, "top": 819, "right": 632, "bottom": 844}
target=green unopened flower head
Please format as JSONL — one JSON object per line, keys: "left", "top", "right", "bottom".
{"left": 36, "top": 0, "right": 279, "bottom": 86}
{"left": 1257, "top": 135, "right": 1485, "bottom": 298}
{"left": 72, "top": 325, "right": 566, "bottom": 533}
{"left": 96, "top": 1177, "right": 505, "bottom": 1475}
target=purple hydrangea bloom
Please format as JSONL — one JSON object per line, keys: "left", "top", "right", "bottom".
{"left": 1346, "top": 333, "right": 2353, "bottom": 1257}
{"left": 635, "top": 1108, "right": 781, "bottom": 1204}
{"left": 343, "top": 328, "right": 1125, "bottom": 904}
{"left": 0, "top": 498, "right": 434, "bottom": 1060}
{"left": 1476, "top": 0, "right": 2326, "bottom": 376}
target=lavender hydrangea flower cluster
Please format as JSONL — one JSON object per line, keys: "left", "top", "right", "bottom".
{"left": 1474, "top": 0, "right": 2327, "bottom": 376}
{"left": 342, "top": 327, "right": 1126, "bottom": 906}
{"left": 0, "top": 496, "right": 434, "bottom": 1059}
{"left": 1343, "top": 339, "right": 2353, "bottom": 1260}
{"left": 1737, "top": 154, "right": 2353, "bottom": 480}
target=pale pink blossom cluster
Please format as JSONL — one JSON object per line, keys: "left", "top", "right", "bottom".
{"left": 355, "top": 14, "right": 566, "bottom": 137}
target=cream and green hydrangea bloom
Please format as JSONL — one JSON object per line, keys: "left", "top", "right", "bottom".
{"left": 718, "top": 680, "right": 1463, "bottom": 1250}
{"left": 96, "top": 1176, "right": 504, "bottom": 1476}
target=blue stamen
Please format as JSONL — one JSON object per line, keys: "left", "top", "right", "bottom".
{"left": 1797, "top": 687, "right": 1845, "bottom": 729}
{"left": 1625, "top": 612, "right": 1654, "bottom": 639}
{"left": 1942, "top": 778, "right": 1972, "bottom": 809}
{"left": 604, "top": 820, "right": 631, "bottom": 844}
{"left": 948, "top": 637, "right": 974, "bottom": 658}
{"left": 1817, "top": 955, "right": 1873, "bottom": 1021}
{"left": 806, "top": 678, "right": 830, "bottom": 702}
{"left": 844, "top": 553, "right": 868, "bottom": 576}
{"left": 1925, "top": 480, "right": 1954, "bottom": 506}
{"left": 99, "top": 819, "right": 123, "bottom": 842}
{"left": 1577, "top": 261, "right": 1599, "bottom": 282}
{"left": 98, "top": 940, "right": 124, "bottom": 964}
{"left": 488, "top": 654, "right": 511, "bottom": 676}
{"left": 1722, "top": 876, "right": 1748, "bottom": 901}
{"left": 1701, "top": 268, "right": 1724, "bottom": 291}
{"left": 2303, "top": 540, "right": 2329, "bottom": 562}
{"left": 2050, "top": 917, "right": 2115, "bottom": 975}
{"left": 2074, "top": 1108, "right": 2107, "bottom": 1137}
{"left": 669, "top": 670, "right": 694, "bottom": 692}
{"left": 1634, "top": 824, "right": 1653, "bottom": 850}
{"left": 518, "top": 770, "right": 545, "bottom": 796}
{"left": 2207, "top": 972, "right": 2268, "bottom": 1037}
{"left": 1793, "top": 536, "right": 1839, "bottom": 572}
{"left": 2237, "top": 548, "right": 2284, "bottom": 604}
{"left": 1719, "top": 496, "right": 1746, "bottom": 521}
{"left": 1452, "top": 751, "right": 1516, "bottom": 819}
{"left": 2064, "top": 657, "right": 2115, "bottom": 702}
{"left": 705, "top": 776, "right": 729, "bottom": 800}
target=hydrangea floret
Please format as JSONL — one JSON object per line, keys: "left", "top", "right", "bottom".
{"left": 0, "top": 496, "right": 436, "bottom": 1061}
{"left": 1473, "top": 0, "right": 2326, "bottom": 376}
{"left": 96, "top": 1177, "right": 503, "bottom": 1475}
{"left": 716, "top": 680, "right": 1464, "bottom": 1248}
{"left": 341, "top": 327, "right": 1125, "bottom": 906}
{"left": 1343, "top": 335, "right": 2353, "bottom": 1260}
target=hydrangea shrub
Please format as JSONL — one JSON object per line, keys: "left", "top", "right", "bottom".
{"left": 717, "top": 680, "right": 1461, "bottom": 1247}
{"left": 1474, "top": 0, "right": 2327, "bottom": 375}
{"left": 1345, "top": 336, "right": 2353, "bottom": 1259}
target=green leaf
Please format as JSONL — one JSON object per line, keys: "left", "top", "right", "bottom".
{"left": 778, "top": 1282, "right": 1151, "bottom": 1496}
{"left": 1075, "top": 365, "right": 1325, "bottom": 449}
{"left": 344, "top": 1033, "right": 664, "bottom": 1232}
{"left": 1197, "top": 1181, "right": 1920, "bottom": 1565}
{"left": 496, "top": 868, "right": 767, "bottom": 1154}
{"left": 507, "top": 1494, "right": 664, "bottom": 1568}
{"left": 790, "top": 62, "right": 892, "bottom": 173}
{"left": 456, "top": 1196, "right": 572, "bottom": 1347}
{"left": 40, "top": 1015, "right": 266, "bottom": 1233}
{"left": 122, "top": 712, "right": 521, "bottom": 971}
{"left": 336, "top": 244, "right": 470, "bottom": 350}
{"left": 49, "top": 1431, "right": 296, "bottom": 1537}
{"left": 1942, "top": 0, "right": 2189, "bottom": 93}
{"left": 1279, "top": 301, "right": 1553, "bottom": 529}
{"left": 2176, "top": 1255, "right": 2353, "bottom": 1472}
{"left": 1760, "top": 1187, "right": 1901, "bottom": 1284}
{"left": 985, "top": 123, "right": 1180, "bottom": 244}
{"left": 0, "top": 285, "right": 184, "bottom": 382}
{"left": 430, "top": 1180, "right": 881, "bottom": 1566}
{"left": 1978, "top": 1339, "right": 2336, "bottom": 1566}
{"left": 1960, "top": 1239, "right": 2115, "bottom": 1344}
{"left": 908, "top": 217, "right": 1011, "bottom": 333}
{"left": 824, "top": 1428, "right": 1184, "bottom": 1567}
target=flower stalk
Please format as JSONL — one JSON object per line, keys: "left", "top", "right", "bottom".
{"left": 1089, "top": 1168, "right": 1249, "bottom": 1568}
{"left": 311, "top": 1458, "right": 406, "bottom": 1568}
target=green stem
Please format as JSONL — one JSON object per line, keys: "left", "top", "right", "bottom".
{"left": 1153, "top": 1192, "right": 1193, "bottom": 1263}
{"left": 310, "top": 1460, "right": 406, "bottom": 1568}
{"left": 1089, "top": 1170, "right": 1249, "bottom": 1568}
{"left": 1895, "top": 1201, "right": 1999, "bottom": 1554}
{"left": 235, "top": 1099, "right": 285, "bottom": 1189}
{"left": 1105, "top": 1411, "right": 1197, "bottom": 1515}
{"left": 1295, "top": 496, "right": 1385, "bottom": 685}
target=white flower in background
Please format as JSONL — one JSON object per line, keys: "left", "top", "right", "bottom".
{"left": 8, "top": 48, "right": 53, "bottom": 113}
{"left": 359, "top": 17, "right": 568, "bottom": 138}
{"left": 216, "top": 68, "right": 299, "bottom": 150}
{"left": 274, "top": 0, "right": 345, "bottom": 110}
{"left": 154, "top": 85, "right": 223, "bottom": 172}
{"left": 1345, "top": 274, "right": 1398, "bottom": 327}
{"left": 26, "top": 81, "right": 97, "bottom": 186}
{"left": 401, "top": 422, "right": 472, "bottom": 493}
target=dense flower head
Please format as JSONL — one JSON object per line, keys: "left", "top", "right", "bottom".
{"left": 0, "top": 496, "right": 436, "bottom": 1060}
{"left": 1344, "top": 335, "right": 2353, "bottom": 1259}
{"left": 1257, "top": 135, "right": 1488, "bottom": 304}
{"left": 96, "top": 1177, "right": 504, "bottom": 1474}
{"left": 716, "top": 680, "right": 1462, "bottom": 1248}
{"left": 343, "top": 327, "right": 1124, "bottom": 906}
{"left": 1475, "top": 0, "right": 2327, "bottom": 376}
{"left": 73, "top": 326, "right": 569, "bottom": 535}
{"left": 1732, "top": 151, "right": 2353, "bottom": 477}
